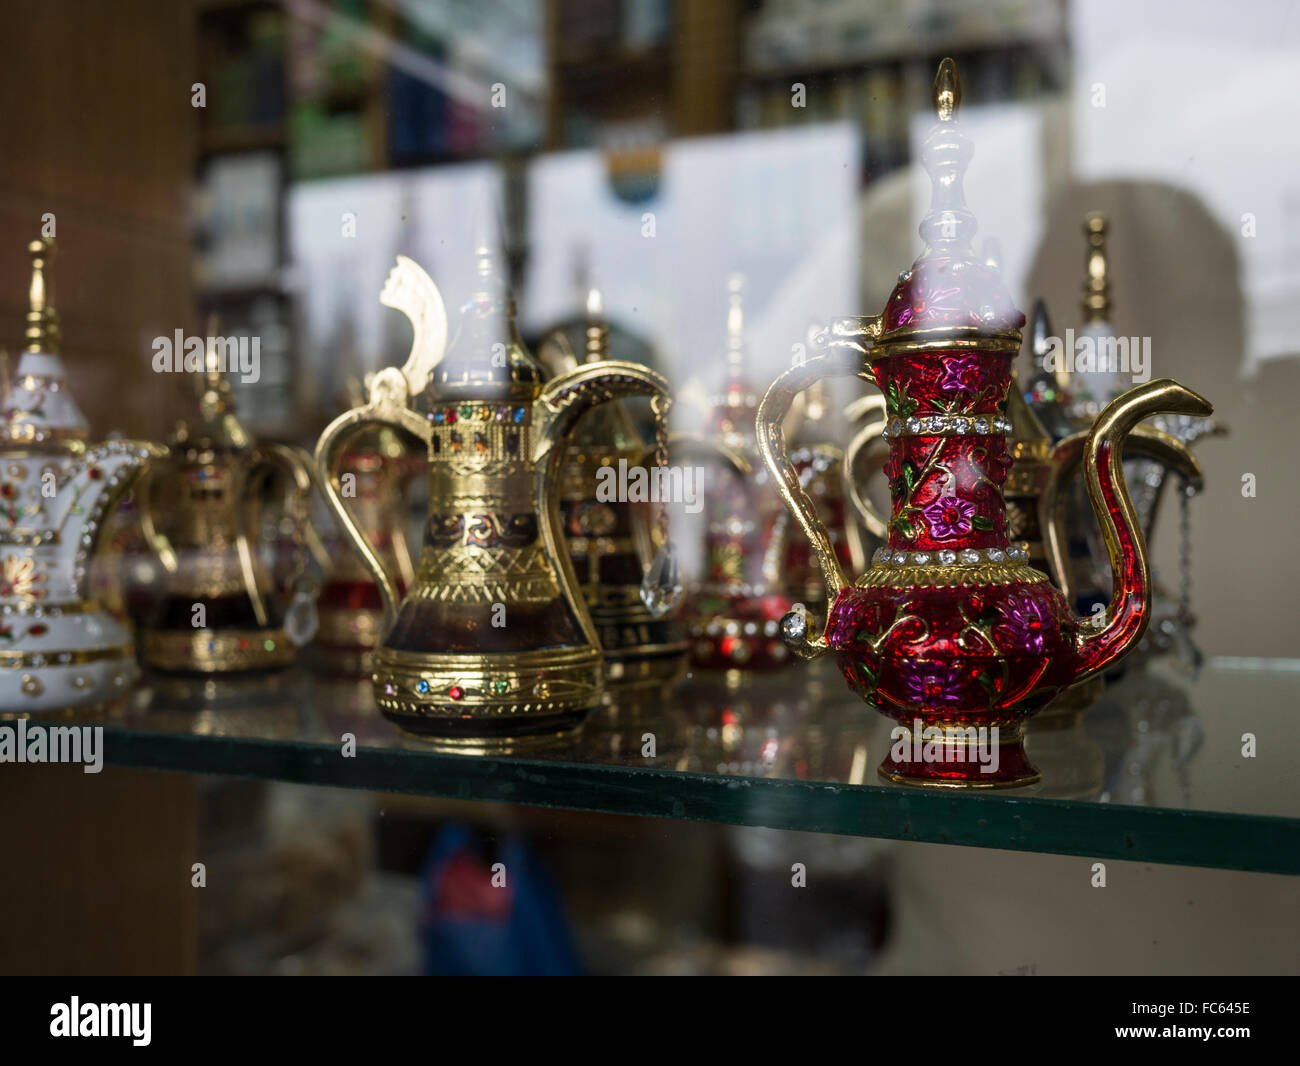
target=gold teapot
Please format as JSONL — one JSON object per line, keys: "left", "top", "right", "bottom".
{"left": 315, "top": 250, "right": 671, "bottom": 743}
{"left": 539, "top": 287, "right": 688, "bottom": 687}
{"left": 138, "top": 334, "right": 318, "bottom": 674}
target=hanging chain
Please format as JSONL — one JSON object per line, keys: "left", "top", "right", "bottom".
{"left": 651, "top": 392, "right": 671, "bottom": 544}
{"left": 1177, "top": 478, "right": 1194, "bottom": 626}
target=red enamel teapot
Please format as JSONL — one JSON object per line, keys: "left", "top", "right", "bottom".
{"left": 755, "top": 59, "right": 1214, "bottom": 788}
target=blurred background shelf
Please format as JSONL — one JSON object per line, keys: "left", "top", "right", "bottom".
{"left": 97, "top": 656, "right": 1300, "bottom": 876}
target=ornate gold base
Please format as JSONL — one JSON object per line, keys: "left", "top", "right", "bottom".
{"left": 373, "top": 643, "right": 602, "bottom": 740}
{"left": 141, "top": 627, "right": 297, "bottom": 675}
{"left": 876, "top": 722, "right": 1042, "bottom": 788}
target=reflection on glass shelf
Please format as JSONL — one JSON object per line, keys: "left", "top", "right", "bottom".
{"left": 94, "top": 656, "right": 1300, "bottom": 875}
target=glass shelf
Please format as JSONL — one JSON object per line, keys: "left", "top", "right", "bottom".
{"left": 93, "top": 655, "right": 1300, "bottom": 876}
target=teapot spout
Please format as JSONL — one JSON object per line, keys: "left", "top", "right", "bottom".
{"left": 1073, "top": 378, "right": 1213, "bottom": 682}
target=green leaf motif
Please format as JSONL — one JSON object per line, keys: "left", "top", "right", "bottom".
{"left": 972, "top": 514, "right": 994, "bottom": 531}
{"left": 901, "top": 461, "right": 918, "bottom": 493}
{"left": 888, "top": 381, "right": 918, "bottom": 418}
{"left": 891, "top": 515, "right": 917, "bottom": 540}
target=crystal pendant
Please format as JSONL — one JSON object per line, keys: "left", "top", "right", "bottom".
{"left": 283, "top": 581, "right": 320, "bottom": 647}
{"left": 639, "top": 541, "right": 683, "bottom": 616}
{"left": 1168, "top": 618, "right": 1204, "bottom": 677}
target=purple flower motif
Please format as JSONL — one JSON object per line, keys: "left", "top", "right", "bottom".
{"left": 994, "top": 593, "right": 1055, "bottom": 655}
{"left": 938, "top": 353, "right": 982, "bottom": 394}
{"left": 900, "top": 659, "right": 965, "bottom": 707}
{"left": 922, "top": 496, "right": 975, "bottom": 539}
{"left": 894, "top": 286, "right": 962, "bottom": 327}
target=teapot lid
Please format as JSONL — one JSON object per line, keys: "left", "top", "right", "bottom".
{"left": 427, "top": 242, "right": 543, "bottom": 403}
{"left": 877, "top": 59, "right": 1024, "bottom": 341}
{"left": 170, "top": 323, "right": 252, "bottom": 453}
{"left": 0, "top": 238, "right": 90, "bottom": 445}
{"left": 707, "top": 274, "right": 760, "bottom": 445}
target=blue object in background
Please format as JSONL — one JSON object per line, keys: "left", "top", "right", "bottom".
{"left": 417, "top": 822, "right": 584, "bottom": 976}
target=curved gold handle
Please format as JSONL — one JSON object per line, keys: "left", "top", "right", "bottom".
{"left": 135, "top": 458, "right": 179, "bottom": 575}
{"left": 534, "top": 360, "right": 671, "bottom": 650}
{"left": 1042, "top": 423, "right": 1203, "bottom": 608}
{"left": 232, "top": 442, "right": 319, "bottom": 627}
{"left": 262, "top": 443, "right": 332, "bottom": 574}
{"left": 314, "top": 368, "right": 434, "bottom": 637}
{"left": 841, "top": 392, "right": 890, "bottom": 540}
{"left": 755, "top": 347, "right": 866, "bottom": 657}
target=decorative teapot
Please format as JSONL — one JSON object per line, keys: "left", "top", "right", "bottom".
{"left": 845, "top": 295, "right": 1205, "bottom": 724}
{"left": 682, "top": 275, "right": 798, "bottom": 671}
{"left": 137, "top": 333, "right": 318, "bottom": 674}
{"left": 539, "top": 286, "right": 689, "bottom": 687}
{"left": 0, "top": 237, "right": 163, "bottom": 712}
{"left": 755, "top": 60, "right": 1214, "bottom": 787}
{"left": 315, "top": 249, "right": 670, "bottom": 742}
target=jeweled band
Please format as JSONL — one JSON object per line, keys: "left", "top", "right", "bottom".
{"left": 141, "top": 627, "right": 296, "bottom": 674}
{"left": 373, "top": 644, "right": 602, "bottom": 739}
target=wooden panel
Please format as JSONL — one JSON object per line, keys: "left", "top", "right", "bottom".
{"left": 0, "top": 0, "right": 198, "bottom": 440}
{"left": 0, "top": 765, "right": 198, "bottom": 975}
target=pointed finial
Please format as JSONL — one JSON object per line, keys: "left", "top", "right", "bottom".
{"left": 25, "top": 237, "right": 60, "bottom": 353}
{"left": 933, "top": 57, "right": 961, "bottom": 121}
{"left": 202, "top": 313, "right": 224, "bottom": 385}
{"left": 1030, "top": 297, "right": 1072, "bottom": 395}
{"left": 1081, "top": 212, "right": 1111, "bottom": 324}
{"left": 725, "top": 273, "right": 745, "bottom": 381}
{"left": 584, "top": 287, "right": 607, "bottom": 363}
{"left": 1031, "top": 299, "right": 1053, "bottom": 362}
{"left": 918, "top": 59, "right": 976, "bottom": 256}
{"left": 197, "top": 314, "right": 237, "bottom": 425}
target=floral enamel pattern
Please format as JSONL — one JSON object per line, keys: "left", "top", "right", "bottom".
{"left": 1, "top": 555, "right": 47, "bottom": 601}
{"left": 878, "top": 352, "right": 1011, "bottom": 546}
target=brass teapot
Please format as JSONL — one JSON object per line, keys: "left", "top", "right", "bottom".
{"left": 539, "top": 287, "right": 688, "bottom": 687}
{"left": 138, "top": 334, "right": 318, "bottom": 674}
{"left": 1026, "top": 217, "right": 1225, "bottom": 668}
{"left": 315, "top": 250, "right": 670, "bottom": 742}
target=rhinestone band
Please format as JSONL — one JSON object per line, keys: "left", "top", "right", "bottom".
{"left": 871, "top": 544, "right": 1029, "bottom": 568}
{"left": 882, "top": 414, "right": 1013, "bottom": 439}
{"left": 0, "top": 529, "right": 61, "bottom": 546}
{"left": 0, "top": 600, "right": 99, "bottom": 616}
